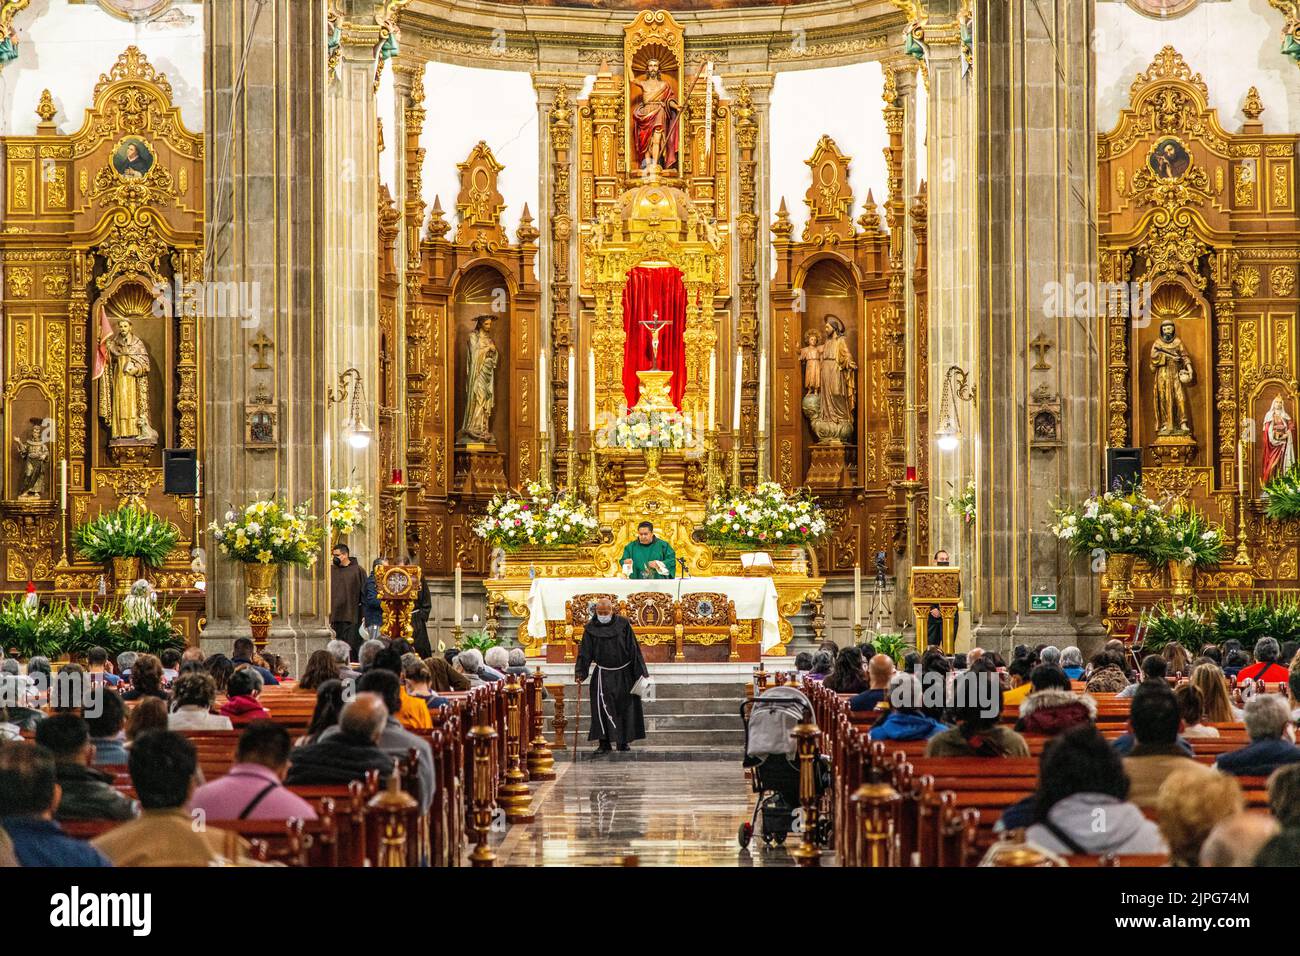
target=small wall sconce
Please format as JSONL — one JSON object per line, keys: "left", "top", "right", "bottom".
{"left": 935, "top": 364, "right": 976, "bottom": 452}
{"left": 327, "top": 367, "right": 372, "bottom": 450}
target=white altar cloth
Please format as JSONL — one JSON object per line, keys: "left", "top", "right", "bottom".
{"left": 525, "top": 576, "right": 783, "bottom": 650}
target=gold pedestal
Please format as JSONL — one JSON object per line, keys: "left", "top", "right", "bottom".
{"left": 1104, "top": 552, "right": 1136, "bottom": 641}
{"left": 633, "top": 369, "right": 675, "bottom": 412}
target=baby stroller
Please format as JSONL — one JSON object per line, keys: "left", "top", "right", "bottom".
{"left": 738, "top": 685, "right": 831, "bottom": 849}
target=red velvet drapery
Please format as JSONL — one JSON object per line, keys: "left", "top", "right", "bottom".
{"left": 621, "top": 265, "right": 687, "bottom": 410}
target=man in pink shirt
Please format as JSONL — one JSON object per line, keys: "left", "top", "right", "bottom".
{"left": 188, "top": 721, "right": 317, "bottom": 822}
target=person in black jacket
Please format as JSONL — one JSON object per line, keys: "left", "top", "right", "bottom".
{"left": 285, "top": 693, "right": 394, "bottom": 788}
{"left": 34, "top": 714, "right": 136, "bottom": 821}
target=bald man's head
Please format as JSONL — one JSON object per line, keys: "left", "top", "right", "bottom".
{"left": 968, "top": 648, "right": 985, "bottom": 665}
{"left": 868, "top": 654, "right": 896, "bottom": 688}
{"left": 1199, "top": 813, "right": 1279, "bottom": 867}
{"left": 339, "top": 692, "right": 388, "bottom": 742}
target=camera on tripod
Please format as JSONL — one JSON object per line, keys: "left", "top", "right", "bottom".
{"left": 874, "top": 551, "right": 887, "bottom": 588}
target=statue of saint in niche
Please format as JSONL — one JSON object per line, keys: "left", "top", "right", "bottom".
{"left": 14, "top": 420, "right": 49, "bottom": 498}
{"left": 1262, "top": 393, "right": 1297, "bottom": 484}
{"left": 630, "top": 58, "right": 680, "bottom": 172}
{"left": 457, "top": 315, "right": 499, "bottom": 445}
{"left": 1150, "top": 319, "right": 1193, "bottom": 436}
{"left": 812, "top": 315, "right": 857, "bottom": 443}
{"left": 95, "top": 316, "right": 158, "bottom": 445}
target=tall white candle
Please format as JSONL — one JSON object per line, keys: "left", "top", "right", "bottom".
{"left": 588, "top": 348, "right": 596, "bottom": 427}
{"left": 1238, "top": 439, "right": 1245, "bottom": 493}
{"left": 538, "top": 349, "right": 547, "bottom": 433}
{"left": 732, "top": 348, "right": 743, "bottom": 432}
{"left": 567, "top": 349, "right": 576, "bottom": 432}
{"left": 60, "top": 459, "right": 67, "bottom": 511}
{"left": 454, "top": 562, "right": 462, "bottom": 627}
{"left": 708, "top": 348, "right": 717, "bottom": 431}
{"left": 757, "top": 349, "right": 767, "bottom": 434}
{"left": 854, "top": 563, "right": 862, "bottom": 625}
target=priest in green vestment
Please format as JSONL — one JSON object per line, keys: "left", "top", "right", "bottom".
{"left": 619, "top": 521, "right": 677, "bottom": 579}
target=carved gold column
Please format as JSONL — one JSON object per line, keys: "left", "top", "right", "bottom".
{"left": 735, "top": 80, "right": 761, "bottom": 479}
{"left": 883, "top": 67, "right": 909, "bottom": 555}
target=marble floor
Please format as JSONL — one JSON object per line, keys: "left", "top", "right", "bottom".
{"left": 490, "top": 758, "right": 820, "bottom": 867}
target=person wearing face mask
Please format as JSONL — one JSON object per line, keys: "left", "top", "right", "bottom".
{"left": 330, "top": 544, "right": 368, "bottom": 660}
{"left": 575, "top": 596, "right": 649, "bottom": 754}
{"left": 926, "top": 549, "right": 952, "bottom": 649}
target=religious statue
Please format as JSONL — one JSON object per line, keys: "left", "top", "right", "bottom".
{"left": 630, "top": 58, "right": 680, "bottom": 172}
{"left": 1262, "top": 393, "right": 1297, "bottom": 484}
{"left": 457, "top": 314, "right": 498, "bottom": 445}
{"left": 14, "top": 421, "right": 48, "bottom": 499}
{"left": 1150, "top": 319, "right": 1193, "bottom": 436}
{"left": 96, "top": 317, "right": 158, "bottom": 445}
{"left": 812, "top": 315, "right": 856, "bottom": 443}
{"left": 799, "top": 329, "right": 823, "bottom": 393}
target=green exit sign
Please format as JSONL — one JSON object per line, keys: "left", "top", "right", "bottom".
{"left": 1030, "top": 594, "right": 1057, "bottom": 612}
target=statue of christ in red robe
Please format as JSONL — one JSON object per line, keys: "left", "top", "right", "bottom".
{"left": 631, "top": 59, "right": 679, "bottom": 172}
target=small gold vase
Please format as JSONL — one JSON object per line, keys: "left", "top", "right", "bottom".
{"left": 1167, "top": 559, "right": 1195, "bottom": 605}
{"left": 111, "top": 556, "right": 142, "bottom": 597}
{"left": 243, "top": 562, "right": 278, "bottom": 649}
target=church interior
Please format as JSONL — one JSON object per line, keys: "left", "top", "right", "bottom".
{"left": 6, "top": 0, "right": 1300, "bottom": 889}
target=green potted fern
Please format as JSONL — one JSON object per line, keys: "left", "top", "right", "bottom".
{"left": 74, "top": 506, "right": 179, "bottom": 597}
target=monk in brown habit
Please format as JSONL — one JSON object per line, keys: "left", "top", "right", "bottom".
{"left": 575, "top": 596, "right": 649, "bottom": 754}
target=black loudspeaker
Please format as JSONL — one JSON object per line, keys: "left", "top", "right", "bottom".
{"left": 1106, "top": 447, "right": 1142, "bottom": 492}
{"left": 163, "top": 448, "right": 198, "bottom": 496}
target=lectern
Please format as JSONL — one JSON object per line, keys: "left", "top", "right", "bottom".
{"left": 909, "top": 565, "right": 961, "bottom": 655}
{"left": 376, "top": 564, "right": 422, "bottom": 643}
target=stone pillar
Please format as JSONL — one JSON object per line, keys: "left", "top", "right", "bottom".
{"left": 203, "top": 0, "right": 332, "bottom": 665}
{"left": 970, "top": 0, "right": 1103, "bottom": 650}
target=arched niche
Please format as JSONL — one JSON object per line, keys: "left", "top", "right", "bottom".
{"left": 1131, "top": 278, "right": 1212, "bottom": 468}
{"left": 451, "top": 262, "right": 512, "bottom": 458}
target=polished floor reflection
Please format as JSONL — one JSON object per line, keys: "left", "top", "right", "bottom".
{"left": 494, "top": 758, "right": 809, "bottom": 867}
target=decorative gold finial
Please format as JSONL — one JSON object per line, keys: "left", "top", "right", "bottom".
{"left": 1243, "top": 85, "right": 1265, "bottom": 122}
{"left": 516, "top": 202, "right": 539, "bottom": 245}
{"left": 858, "top": 188, "right": 883, "bottom": 234}
{"left": 426, "top": 195, "right": 449, "bottom": 240}
{"left": 772, "top": 197, "right": 793, "bottom": 239}
{"left": 35, "top": 88, "right": 56, "bottom": 133}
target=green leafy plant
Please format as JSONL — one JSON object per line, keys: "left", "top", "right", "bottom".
{"left": 459, "top": 629, "right": 498, "bottom": 654}
{"left": 871, "top": 632, "right": 909, "bottom": 665}
{"left": 1141, "top": 601, "right": 1212, "bottom": 654}
{"left": 63, "top": 601, "right": 118, "bottom": 657}
{"left": 74, "top": 506, "right": 179, "bottom": 566}
{"left": 1213, "top": 596, "right": 1273, "bottom": 649}
{"left": 0, "top": 596, "right": 67, "bottom": 659}
{"left": 1269, "top": 597, "right": 1300, "bottom": 648}
{"left": 1155, "top": 507, "right": 1224, "bottom": 568}
{"left": 703, "top": 482, "right": 829, "bottom": 549}
{"left": 1051, "top": 487, "right": 1169, "bottom": 562}
{"left": 1263, "top": 466, "right": 1300, "bottom": 521}
{"left": 115, "top": 598, "right": 181, "bottom": 656}
{"left": 473, "top": 481, "right": 598, "bottom": 552}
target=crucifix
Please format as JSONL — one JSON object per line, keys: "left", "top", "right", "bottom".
{"left": 1029, "top": 331, "right": 1054, "bottom": 371}
{"left": 641, "top": 310, "right": 671, "bottom": 370}
{"left": 250, "top": 331, "right": 275, "bottom": 370}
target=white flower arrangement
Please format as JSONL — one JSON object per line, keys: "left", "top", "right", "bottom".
{"left": 1051, "top": 488, "right": 1169, "bottom": 561}
{"left": 609, "top": 408, "right": 695, "bottom": 450}
{"left": 703, "top": 481, "right": 828, "bottom": 547}
{"left": 945, "top": 480, "right": 976, "bottom": 526}
{"left": 327, "top": 485, "right": 371, "bottom": 537}
{"left": 473, "top": 480, "right": 599, "bottom": 552}
{"left": 208, "top": 498, "right": 323, "bottom": 567}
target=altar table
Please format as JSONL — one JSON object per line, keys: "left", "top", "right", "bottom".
{"left": 525, "top": 576, "right": 783, "bottom": 651}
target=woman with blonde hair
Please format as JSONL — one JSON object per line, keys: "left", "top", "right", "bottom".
{"left": 1190, "top": 662, "right": 1242, "bottom": 724}
{"left": 1156, "top": 764, "right": 1244, "bottom": 866}
{"left": 1161, "top": 642, "right": 1191, "bottom": 679}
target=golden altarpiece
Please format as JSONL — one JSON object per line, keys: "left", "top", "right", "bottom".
{"left": 0, "top": 47, "right": 204, "bottom": 637}
{"left": 1098, "top": 46, "right": 1300, "bottom": 619}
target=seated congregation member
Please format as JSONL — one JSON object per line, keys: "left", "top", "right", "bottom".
{"left": 115, "top": 651, "right": 137, "bottom": 682}
{"left": 849, "top": 653, "right": 896, "bottom": 712}
{"left": 1268, "top": 762, "right": 1300, "bottom": 830}
{"left": 0, "top": 673, "right": 40, "bottom": 734}
{"left": 358, "top": 639, "right": 386, "bottom": 673}
{"left": 121, "top": 653, "right": 169, "bottom": 703}
{"left": 328, "top": 639, "right": 361, "bottom": 682}
{"left": 372, "top": 646, "right": 432, "bottom": 731}
{"left": 1084, "top": 650, "right": 1130, "bottom": 694}
{"left": 483, "top": 646, "right": 511, "bottom": 682}
{"left": 1174, "top": 684, "right": 1218, "bottom": 739}
{"left": 1155, "top": 764, "right": 1244, "bottom": 867}
{"left": 86, "top": 645, "right": 121, "bottom": 687}
{"left": 1117, "top": 653, "right": 1167, "bottom": 700}
{"left": 1022, "top": 726, "right": 1167, "bottom": 857}
{"left": 298, "top": 649, "right": 345, "bottom": 693}
{"left": 869, "top": 673, "right": 948, "bottom": 742}
{"left": 1237, "top": 637, "right": 1291, "bottom": 683}
{"left": 1161, "top": 642, "right": 1192, "bottom": 680}
{"left": 1215, "top": 694, "right": 1300, "bottom": 777}
{"left": 189, "top": 721, "right": 317, "bottom": 822}
{"left": 230, "top": 636, "right": 280, "bottom": 686}
{"left": 220, "top": 667, "right": 271, "bottom": 725}
{"left": 403, "top": 660, "right": 449, "bottom": 713}
{"left": 1199, "top": 813, "right": 1280, "bottom": 867}
{"left": 823, "top": 646, "right": 869, "bottom": 695}
{"left": 927, "top": 659, "right": 1029, "bottom": 757}
{"left": 1016, "top": 664, "right": 1096, "bottom": 737}
{"left": 125, "top": 697, "right": 169, "bottom": 747}
{"left": 1121, "top": 682, "right": 1199, "bottom": 808}
{"left": 181, "top": 645, "right": 205, "bottom": 667}
{"left": 204, "top": 653, "right": 234, "bottom": 694}
{"left": 86, "top": 688, "right": 128, "bottom": 767}
{"left": 1002, "top": 656, "right": 1035, "bottom": 707}
{"left": 0, "top": 741, "right": 111, "bottom": 866}
{"left": 168, "top": 672, "right": 234, "bottom": 731}
{"left": 455, "top": 648, "right": 495, "bottom": 687}
{"left": 426, "top": 655, "right": 469, "bottom": 693}
{"left": 505, "top": 647, "right": 532, "bottom": 678}
{"left": 1290, "top": 666, "right": 1300, "bottom": 722}
{"left": 1190, "top": 662, "right": 1242, "bottom": 722}
{"left": 1223, "top": 647, "right": 1250, "bottom": 680}
{"left": 1060, "top": 646, "right": 1085, "bottom": 681}
{"left": 1039, "top": 646, "right": 1062, "bottom": 669}
{"left": 286, "top": 693, "right": 394, "bottom": 788}
{"left": 160, "top": 648, "right": 182, "bottom": 685}
{"left": 299, "top": 679, "right": 346, "bottom": 747}
{"left": 93, "top": 730, "right": 255, "bottom": 866}
{"left": 793, "top": 651, "right": 814, "bottom": 676}
{"left": 1254, "top": 829, "right": 1300, "bottom": 866}
{"left": 34, "top": 715, "right": 137, "bottom": 822}
{"left": 807, "top": 650, "right": 834, "bottom": 683}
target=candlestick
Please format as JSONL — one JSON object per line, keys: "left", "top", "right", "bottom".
{"left": 538, "top": 349, "right": 548, "bottom": 433}
{"left": 732, "top": 348, "right": 742, "bottom": 432}
{"left": 60, "top": 458, "right": 67, "bottom": 512}
{"left": 588, "top": 348, "right": 596, "bottom": 429}
{"left": 1237, "top": 439, "right": 1245, "bottom": 493}
{"left": 757, "top": 349, "right": 767, "bottom": 433}
{"left": 854, "top": 564, "right": 862, "bottom": 625}
{"left": 756, "top": 430, "right": 769, "bottom": 483}
{"left": 705, "top": 429, "right": 722, "bottom": 498}
{"left": 708, "top": 349, "right": 716, "bottom": 431}
{"left": 454, "top": 563, "right": 463, "bottom": 627}
{"left": 567, "top": 349, "right": 576, "bottom": 433}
